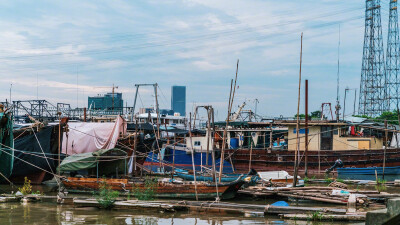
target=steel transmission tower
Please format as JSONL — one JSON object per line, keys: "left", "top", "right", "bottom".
{"left": 359, "top": 0, "right": 387, "bottom": 117}
{"left": 386, "top": 0, "right": 400, "bottom": 111}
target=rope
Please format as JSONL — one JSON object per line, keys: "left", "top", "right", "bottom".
{"left": 0, "top": 143, "right": 59, "bottom": 178}
{"left": 30, "top": 127, "right": 57, "bottom": 179}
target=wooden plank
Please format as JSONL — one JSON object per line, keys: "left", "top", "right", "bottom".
{"left": 265, "top": 205, "right": 346, "bottom": 215}
{"left": 282, "top": 213, "right": 366, "bottom": 221}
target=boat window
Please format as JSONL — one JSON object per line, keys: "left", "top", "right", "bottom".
{"left": 194, "top": 141, "right": 201, "bottom": 146}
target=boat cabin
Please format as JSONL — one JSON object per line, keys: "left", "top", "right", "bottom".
{"left": 282, "top": 120, "right": 388, "bottom": 151}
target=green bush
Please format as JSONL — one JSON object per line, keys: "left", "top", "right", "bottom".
{"left": 96, "top": 180, "right": 119, "bottom": 209}
{"left": 132, "top": 177, "right": 157, "bottom": 200}
{"left": 309, "top": 211, "right": 323, "bottom": 221}
{"left": 18, "top": 177, "right": 32, "bottom": 195}
{"left": 375, "top": 178, "right": 387, "bottom": 192}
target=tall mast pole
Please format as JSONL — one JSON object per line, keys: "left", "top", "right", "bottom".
{"left": 305, "top": 79, "right": 309, "bottom": 177}
{"left": 293, "top": 33, "right": 303, "bottom": 187}
{"left": 335, "top": 25, "right": 341, "bottom": 122}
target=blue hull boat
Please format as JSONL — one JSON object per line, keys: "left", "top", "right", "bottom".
{"left": 143, "top": 146, "right": 234, "bottom": 174}
{"left": 175, "top": 168, "right": 243, "bottom": 182}
{"left": 337, "top": 166, "right": 400, "bottom": 181}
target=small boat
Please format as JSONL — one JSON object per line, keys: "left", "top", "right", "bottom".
{"left": 337, "top": 166, "right": 400, "bottom": 181}
{"left": 257, "top": 171, "right": 300, "bottom": 183}
{"left": 175, "top": 169, "right": 241, "bottom": 182}
{"left": 174, "top": 168, "right": 259, "bottom": 184}
{"left": 61, "top": 176, "right": 245, "bottom": 200}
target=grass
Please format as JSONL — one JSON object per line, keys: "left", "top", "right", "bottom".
{"left": 336, "top": 178, "right": 344, "bottom": 183}
{"left": 375, "top": 178, "right": 387, "bottom": 192}
{"left": 132, "top": 177, "right": 157, "bottom": 200}
{"left": 324, "top": 174, "right": 334, "bottom": 184}
{"left": 308, "top": 211, "right": 323, "bottom": 221}
{"left": 18, "top": 177, "right": 32, "bottom": 195}
{"left": 96, "top": 179, "right": 119, "bottom": 209}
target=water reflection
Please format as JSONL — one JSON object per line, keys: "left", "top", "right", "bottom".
{"left": 0, "top": 201, "right": 367, "bottom": 225}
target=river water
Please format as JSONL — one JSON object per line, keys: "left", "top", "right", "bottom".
{"left": 0, "top": 201, "right": 364, "bottom": 225}
{"left": 0, "top": 185, "right": 366, "bottom": 225}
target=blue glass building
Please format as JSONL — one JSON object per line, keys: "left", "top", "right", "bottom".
{"left": 88, "top": 92, "right": 123, "bottom": 110}
{"left": 171, "top": 86, "right": 186, "bottom": 116}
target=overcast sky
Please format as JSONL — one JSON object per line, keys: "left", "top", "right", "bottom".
{"left": 0, "top": 0, "right": 393, "bottom": 120}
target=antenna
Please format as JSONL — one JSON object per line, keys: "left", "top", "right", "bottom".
{"left": 37, "top": 73, "right": 38, "bottom": 100}
{"left": 76, "top": 66, "right": 79, "bottom": 109}
{"left": 335, "top": 24, "right": 341, "bottom": 121}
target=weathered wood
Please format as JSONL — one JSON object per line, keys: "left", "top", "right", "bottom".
{"left": 265, "top": 205, "right": 346, "bottom": 215}
{"left": 73, "top": 199, "right": 183, "bottom": 212}
{"left": 282, "top": 213, "right": 366, "bottom": 221}
{"left": 276, "top": 192, "right": 348, "bottom": 204}
{"left": 62, "top": 177, "right": 244, "bottom": 200}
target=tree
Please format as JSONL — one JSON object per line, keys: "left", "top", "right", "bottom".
{"left": 310, "top": 110, "right": 321, "bottom": 119}
{"left": 376, "top": 111, "right": 399, "bottom": 125}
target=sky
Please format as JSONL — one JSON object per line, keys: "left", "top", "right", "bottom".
{"left": 0, "top": 0, "right": 393, "bottom": 121}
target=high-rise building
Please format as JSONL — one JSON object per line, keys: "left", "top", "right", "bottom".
{"left": 171, "top": 86, "right": 186, "bottom": 116}
{"left": 88, "top": 92, "right": 123, "bottom": 110}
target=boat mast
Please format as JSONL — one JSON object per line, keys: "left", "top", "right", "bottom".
{"left": 188, "top": 113, "right": 198, "bottom": 201}
{"left": 305, "top": 79, "right": 309, "bottom": 177}
{"left": 293, "top": 33, "right": 303, "bottom": 187}
{"left": 219, "top": 60, "right": 239, "bottom": 182}
{"left": 335, "top": 25, "right": 341, "bottom": 122}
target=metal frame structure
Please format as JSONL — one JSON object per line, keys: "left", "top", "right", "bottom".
{"left": 359, "top": 0, "right": 387, "bottom": 117}
{"left": 131, "top": 83, "right": 160, "bottom": 125}
{"left": 386, "top": 0, "right": 400, "bottom": 111}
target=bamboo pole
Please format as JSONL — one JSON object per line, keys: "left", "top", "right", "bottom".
{"left": 211, "top": 107, "right": 217, "bottom": 183}
{"left": 249, "top": 141, "right": 253, "bottom": 172}
{"left": 218, "top": 79, "right": 234, "bottom": 183}
{"left": 293, "top": 32, "right": 303, "bottom": 187}
{"left": 188, "top": 113, "right": 198, "bottom": 201}
{"left": 218, "top": 60, "right": 239, "bottom": 181}
{"left": 58, "top": 113, "right": 61, "bottom": 191}
{"left": 269, "top": 124, "right": 273, "bottom": 149}
{"left": 206, "top": 107, "right": 211, "bottom": 167}
{"left": 134, "top": 118, "right": 138, "bottom": 176}
{"left": 305, "top": 79, "right": 309, "bottom": 177}
{"left": 229, "top": 59, "right": 240, "bottom": 119}
{"left": 383, "top": 119, "right": 387, "bottom": 180}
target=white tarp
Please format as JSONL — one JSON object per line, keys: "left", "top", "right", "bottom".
{"left": 62, "top": 116, "right": 126, "bottom": 155}
{"left": 391, "top": 133, "right": 400, "bottom": 148}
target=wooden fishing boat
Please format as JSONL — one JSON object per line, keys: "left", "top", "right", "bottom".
{"left": 226, "top": 148, "right": 400, "bottom": 175}
{"left": 61, "top": 176, "right": 244, "bottom": 200}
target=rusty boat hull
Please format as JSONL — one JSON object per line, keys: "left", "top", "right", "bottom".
{"left": 62, "top": 177, "right": 244, "bottom": 200}
{"left": 226, "top": 148, "right": 400, "bottom": 175}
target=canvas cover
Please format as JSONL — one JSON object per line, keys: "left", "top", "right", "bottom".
{"left": 62, "top": 116, "right": 126, "bottom": 155}
{"left": 58, "top": 148, "right": 126, "bottom": 172}
{"left": 0, "top": 112, "right": 14, "bottom": 178}
{"left": 12, "top": 126, "right": 55, "bottom": 177}
{"left": 391, "top": 133, "right": 400, "bottom": 148}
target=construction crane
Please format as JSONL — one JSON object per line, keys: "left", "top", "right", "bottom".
{"left": 94, "top": 84, "right": 119, "bottom": 109}
{"left": 230, "top": 101, "right": 246, "bottom": 122}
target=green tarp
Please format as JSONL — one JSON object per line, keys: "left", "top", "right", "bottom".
{"left": 58, "top": 148, "right": 126, "bottom": 172}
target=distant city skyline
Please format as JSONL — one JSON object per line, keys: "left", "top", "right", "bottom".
{"left": 0, "top": 0, "right": 388, "bottom": 120}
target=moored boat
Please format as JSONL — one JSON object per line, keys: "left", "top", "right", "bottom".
{"left": 337, "top": 166, "right": 400, "bottom": 181}
{"left": 61, "top": 176, "right": 244, "bottom": 200}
